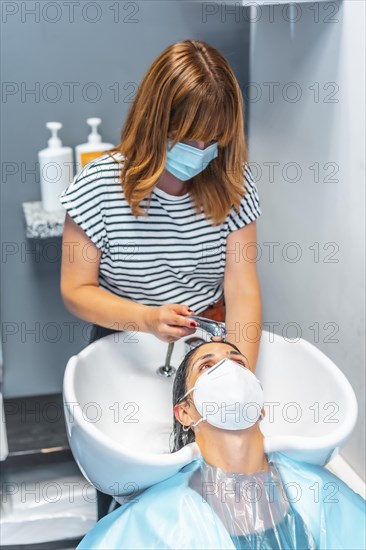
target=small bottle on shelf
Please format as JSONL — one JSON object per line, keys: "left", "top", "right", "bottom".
{"left": 38, "top": 122, "right": 74, "bottom": 212}
{"left": 75, "top": 117, "right": 114, "bottom": 174}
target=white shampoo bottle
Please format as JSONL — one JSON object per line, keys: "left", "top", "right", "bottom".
{"left": 38, "top": 122, "right": 74, "bottom": 212}
{"left": 75, "top": 117, "right": 114, "bottom": 173}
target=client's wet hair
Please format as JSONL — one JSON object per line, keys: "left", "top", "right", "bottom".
{"left": 170, "top": 340, "right": 243, "bottom": 452}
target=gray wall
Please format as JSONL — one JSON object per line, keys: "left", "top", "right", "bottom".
{"left": 250, "top": 0, "right": 365, "bottom": 479}
{"left": 1, "top": 1, "right": 250, "bottom": 396}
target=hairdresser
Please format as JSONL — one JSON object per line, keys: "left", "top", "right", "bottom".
{"left": 60, "top": 39, "right": 262, "bottom": 518}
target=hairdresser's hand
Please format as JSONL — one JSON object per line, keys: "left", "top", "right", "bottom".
{"left": 144, "top": 303, "right": 199, "bottom": 343}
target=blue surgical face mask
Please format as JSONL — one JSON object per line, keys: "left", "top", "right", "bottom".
{"left": 165, "top": 139, "right": 218, "bottom": 181}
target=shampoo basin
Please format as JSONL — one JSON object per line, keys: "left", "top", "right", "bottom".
{"left": 63, "top": 329, "right": 358, "bottom": 497}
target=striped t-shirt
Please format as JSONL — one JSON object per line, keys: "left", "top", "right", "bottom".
{"left": 59, "top": 152, "right": 262, "bottom": 314}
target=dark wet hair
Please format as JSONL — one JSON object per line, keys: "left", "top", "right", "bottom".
{"left": 170, "top": 340, "right": 244, "bottom": 452}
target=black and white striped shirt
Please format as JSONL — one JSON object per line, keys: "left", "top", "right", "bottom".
{"left": 59, "top": 152, "right": 261, "bottom": 314}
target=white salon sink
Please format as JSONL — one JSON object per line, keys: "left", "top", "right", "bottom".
{"left": 63, "top": 329, "right": 358, "bottom": 497}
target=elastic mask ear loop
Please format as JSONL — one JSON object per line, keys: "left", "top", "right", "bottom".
{"left": 182, "top": 416, "right": 205, "bottom": 433}
{"left": 191, "top": 417, "right": 205, "bottom": 429}
{"left": 178, "top": 385, "right": 206, "bottom": 432}
{"left": 178, "top": 387, "right": 196, "bottom": 432}
{"left": 177, "top": 384, "right": 195, "bottom": 403}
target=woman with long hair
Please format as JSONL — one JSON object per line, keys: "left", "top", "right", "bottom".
{"left": 60, "top": 39, "right": 262, "bottom": 518}
{"left": 76, "top": 340, "right": 365, "bottom": 549}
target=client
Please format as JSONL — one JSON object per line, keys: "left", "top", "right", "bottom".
{"left": 77, "top": 340, "right": 366, "bottom": 549}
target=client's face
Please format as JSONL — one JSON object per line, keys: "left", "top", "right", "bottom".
{"left": 187, "top": 342, "right": 249, "bottom": 391}
{"left": 174, "top": 342, "right": 251, "bottom": 431}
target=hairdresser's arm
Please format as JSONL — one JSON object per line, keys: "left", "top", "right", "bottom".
{"left": 224, "top": 221, "right": 262, "bottom": 373}
{"left": 60, "top": 214, "right": 150, "bottom": 332}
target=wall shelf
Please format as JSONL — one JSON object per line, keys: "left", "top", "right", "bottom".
{"left": 22, "top": 201, "right": 65, "bottom": 239}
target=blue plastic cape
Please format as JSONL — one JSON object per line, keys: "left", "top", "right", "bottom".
{"left": 77, "top": 451, "right": 366, "bottom": 550}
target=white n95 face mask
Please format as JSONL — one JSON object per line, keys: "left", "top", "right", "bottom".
{"left": 165, "top": 139, "right": 218, "bottom": 181}
{"left": 179, "top": 358, "right": 264, "bottom": 431}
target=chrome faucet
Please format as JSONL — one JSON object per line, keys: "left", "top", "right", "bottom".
{"left": 156, "top": 316, "right": 227, "bottom": 377}
{"left": 187, "top": 315, "right": 226, "bottom": 341}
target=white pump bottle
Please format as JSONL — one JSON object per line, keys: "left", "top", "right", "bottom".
{"left": 75, "top": 118, "right": 114, "bottom": 174}
{"left": 38, "top": 122, "right": 74, "bottom": 212}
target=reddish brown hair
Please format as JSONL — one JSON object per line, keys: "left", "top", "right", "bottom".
{"left": 107, "top": 39, "right": 249, "bottom": 225}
